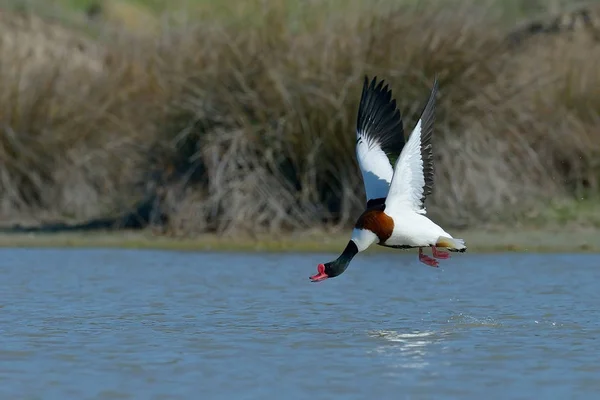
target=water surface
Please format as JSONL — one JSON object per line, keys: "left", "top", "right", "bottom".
{"left": 1, "top": 248, "right": 599, "bottom": 399}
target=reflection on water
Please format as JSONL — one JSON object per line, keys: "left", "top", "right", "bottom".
{"left": 448, "top": 313, "right": 502, "bottom": 327}
{"left": 369, "top": 330, "right": 438, "bottom": 371}
{"left": 0, "top": 249, "right": 600, "bottom": 399}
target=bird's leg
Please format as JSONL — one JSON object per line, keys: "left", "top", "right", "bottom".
{"left": 432, "top": 246, "right": 450, "bottom": 259}
{"left": 418, "top": 247, "right": 439, "bottom": 267}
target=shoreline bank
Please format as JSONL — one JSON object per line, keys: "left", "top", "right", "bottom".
{"left": 0, "top": 229, "right": 597, "bottom": 254}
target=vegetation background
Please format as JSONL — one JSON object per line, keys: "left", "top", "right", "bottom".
{"left": 1, "top": 0, "right": 599, "bottom": 247}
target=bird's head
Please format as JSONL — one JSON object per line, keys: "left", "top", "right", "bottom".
{"left": 310, "top": 259, "right": 352, "bottom": 282}
{"left": 309, "top": 261, "right": 337, "bottom": 282}
{"left": 309, "top": 243, "right": 358, "bottom": 282}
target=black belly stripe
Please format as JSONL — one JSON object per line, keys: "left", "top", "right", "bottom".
{"left": 378, "top": 243, "right": 418, "bottom": 249}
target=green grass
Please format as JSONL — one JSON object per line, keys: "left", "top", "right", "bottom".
{"left": 531, "top": 198, "right": 600, "bottom": 228}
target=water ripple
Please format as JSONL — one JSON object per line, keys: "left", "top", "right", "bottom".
{"left": 0, "top": 249, "right": 599, "bottom": 399}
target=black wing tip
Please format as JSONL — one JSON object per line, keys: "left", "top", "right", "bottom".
{"left": 357, "top": 75, "right": 404, "bottom": 154}
{"left": 362, "top": 75, "right": 391, "bottom": 96}
{"left": 361, "top": 75, "right": 392, "bottom": 108}
{"left": 419, "top": 75, "right": 438, "bottom": 204}
{"left": 419, "top": 76, "right": 439, "bottom": 134}
{"left": 426, "top": 76, "right": 439, "bottom": 108}
{"left": 432, "top": 74, "right": 439, "bottom": 89}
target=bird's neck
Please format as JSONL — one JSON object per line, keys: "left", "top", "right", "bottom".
{"left": 350, "top": 228, "right": 378, "bottom": 252}
{"left": 327, "top": 240, "right": 359, "bottom": 277}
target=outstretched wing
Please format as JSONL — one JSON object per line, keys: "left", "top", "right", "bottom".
{"left": 355, "top": 76, "right": 405, "bottom": 208}
{"left": 384, "top": 77, "right": 437, "bottom": 215}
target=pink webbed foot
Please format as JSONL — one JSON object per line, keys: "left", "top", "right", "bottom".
{"left": 432, "top": 246, "right": 450, "bottom": 260}
{"left": 418, "top": 247, "right": 439, "bottom": 268}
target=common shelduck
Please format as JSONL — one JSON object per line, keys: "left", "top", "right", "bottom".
{"left": 310, "top": 76, "right": 466, "bottom": 282}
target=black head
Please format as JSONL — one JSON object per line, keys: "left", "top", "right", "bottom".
{"left": 309, "top": 241, "right": 358, "bottom": 282}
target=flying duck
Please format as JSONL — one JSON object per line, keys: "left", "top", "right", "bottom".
{"left": 310, "top": 76, "right": 466, "bottom": 282}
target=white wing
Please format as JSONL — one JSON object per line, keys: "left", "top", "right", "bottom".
{"left": 356, "top": 138, "right": 394, "bottom": 203}
{"left": 384, "top": 78, "right": 437, "bottom": 215}
{"left": 355, "top": 76, "right": 405, "bottom": 207}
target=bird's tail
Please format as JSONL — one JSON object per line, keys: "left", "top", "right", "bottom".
{"left": 436, "top": 236, "right": 467, "bottom": 253}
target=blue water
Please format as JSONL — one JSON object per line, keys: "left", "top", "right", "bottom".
{"left": 0, "top": 248, "right": 599, "bottom": 399}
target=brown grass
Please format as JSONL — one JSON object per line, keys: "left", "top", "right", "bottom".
{"left": 1, "top": 0, "right": 599, "bottom": 236}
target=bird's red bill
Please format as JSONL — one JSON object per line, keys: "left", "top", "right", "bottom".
{"left": 309, "top": 264, "right": 328, "bottom": 282}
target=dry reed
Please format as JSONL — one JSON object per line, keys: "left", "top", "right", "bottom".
{"left": 1, "top": 0, "right": 599, "bottom": 235}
